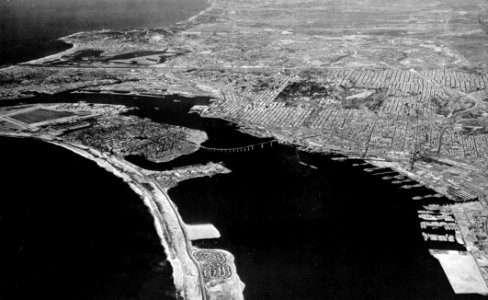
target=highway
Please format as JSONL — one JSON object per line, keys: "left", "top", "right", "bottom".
{"left": 25, "top": 133, "right": 210, "bottom": 300}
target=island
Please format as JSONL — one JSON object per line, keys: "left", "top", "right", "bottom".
{"left": 0, "top": 103, "right": 245, "bottom": 300}
{"left": 2, "top": 0, "right": 488, "bottom": 297}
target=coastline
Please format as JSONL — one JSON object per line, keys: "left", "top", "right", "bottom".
{"left": 0, "top": 130, "right": 245, "bottom": 300}
{"left": 3, "top": 0, "right": 488, "bottom": 296}
{"left": 0, "top": 133, "right": 201, "bottom": 299}
{"left": 2, "top": 0, "right": 215, "bottom": 70}
{"left": 177, "top": 0, "right": 215, "bottom": 25}
{"left": 0, "top": 1, "right": 247, "bottom": 297}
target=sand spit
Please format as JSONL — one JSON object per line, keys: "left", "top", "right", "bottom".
{"left": 0, "top": 132, "right": 245, "bottom": 300}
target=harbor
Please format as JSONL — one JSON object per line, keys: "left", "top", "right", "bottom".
{"left": 1, "top": 93, "right": 488, "bottom": 299}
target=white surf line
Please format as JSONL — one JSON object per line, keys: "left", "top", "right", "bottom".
{"left": 0, "top": 133, "right": 206, "bottom": 300}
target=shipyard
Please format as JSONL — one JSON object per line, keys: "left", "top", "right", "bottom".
{"left": 2, "top": 0, "right": 488, "bottom": 299}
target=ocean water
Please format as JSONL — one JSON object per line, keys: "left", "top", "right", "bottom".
{"left": 0, "top": 136, "right": 177, "bottom": 300}
{"left": 0, "top": 0, "right": 483, "bottom": 294}
{"left": 0, "top": 1, "right": 208, "bottom": 298}
{"left": 0, "top": 0, "right": 208, "bottom": 67}
{"left": 4, "top": 93, "right": 483, "bottom": 300}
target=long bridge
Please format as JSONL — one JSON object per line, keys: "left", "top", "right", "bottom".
{"left": 200, "top": 140, "right": 276, "bottom": 153}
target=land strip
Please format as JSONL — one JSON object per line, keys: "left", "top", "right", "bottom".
{"left": 2, "top": 0, "right": 488, "bottom": 295}
{"left": 0, "top": 103, "right": 245, "bottom": 300}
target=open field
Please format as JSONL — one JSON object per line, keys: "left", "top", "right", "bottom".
{"left": 2, "top": 0, "right": 488, "bottom": 296}
{"left": 10, "top": 108, "right": 74, "bottom": 124}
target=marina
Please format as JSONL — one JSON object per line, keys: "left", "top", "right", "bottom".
{"left": 0, "top": 93, "right": 488, "bottom": 299}
{"left": 3, "top": 0, "right": 488, "bottom": 298}
{"left": 2, "top": 93, "right": 485, "bottom": 298}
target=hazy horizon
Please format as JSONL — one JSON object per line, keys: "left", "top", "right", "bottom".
{"left": 0, "top": 0, "right": 208, "bottom": 66}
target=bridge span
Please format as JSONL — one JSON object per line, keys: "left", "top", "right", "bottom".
{"left": 199, "top": 140, "right": 276, "bottom": 153}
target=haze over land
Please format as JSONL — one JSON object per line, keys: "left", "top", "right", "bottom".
{"left": 0, "top": 0, "right": 208, "bottom": 66}
{"left": 2, "top": 0, "right": 488, "bottom": 299}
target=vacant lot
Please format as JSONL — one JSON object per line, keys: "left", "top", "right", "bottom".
{"left": 10, "top": 109, "right": 74, "bottom": 124}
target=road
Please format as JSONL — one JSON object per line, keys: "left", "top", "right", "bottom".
{"left": 20, "top": 133, "right": 209, "bottom": 300}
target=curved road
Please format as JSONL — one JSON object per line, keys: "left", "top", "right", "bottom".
{"left": 42, "top": 136, "right": 209, "bottom": 300}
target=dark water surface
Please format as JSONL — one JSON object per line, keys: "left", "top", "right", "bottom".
{"left": 0, "top": 0, "right": 208, "bottom": 67}
{"left": 170, "top": 150, "right": 479, "bottom": 300}
{"left": 3, "top": 93, "right": 485, "bottom": 299}
{"left": 0, "top": 136, "right": 177, "bottom": 300}
{"left": 1, "top": 0, "right": 477, "bottom": 298}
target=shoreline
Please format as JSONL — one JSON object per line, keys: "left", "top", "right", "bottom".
{"left": 3, "top": 0, "right": 488, "bottom": 296}
{"left": 0, "top": 133, "right": 202, "bottom": 299}
{"left": 0, "top": 131, "right": 245, "bottom": 300}
{"left": 1, "top": 0, "right": 215, "bottom": 70}
{"left": 2, "top": 91, "right": 487, "bottom": 296}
